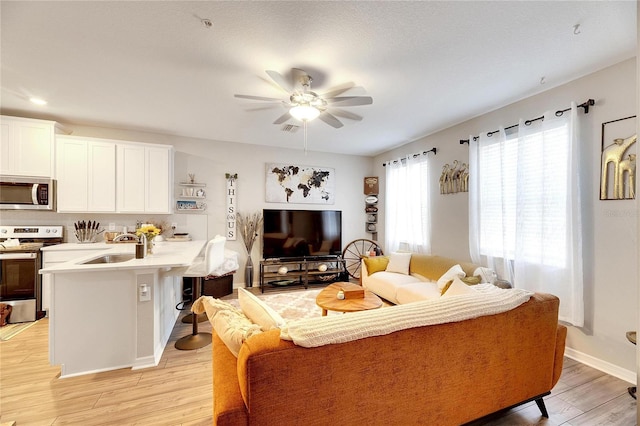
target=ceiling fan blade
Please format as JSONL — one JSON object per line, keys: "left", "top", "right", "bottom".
{"left": 318, "top": 111, "right": 344, "bottom": 129}
{"left": 319, "top": 82, "right": 356, "bottom": 99}
{"left": 273, "top": 111, "right": 292, "bottom": 125}
{"left": 328, "top": 108, "right": 363, "bottom": 121}
{"left": 266, "top": 70, "right": 293, "bottom": 93}
{"left": 325, "top": 96, "right": 373, "bottom": 106}
{"left": 234, "top": 94, "right": 283, "bottom": 102}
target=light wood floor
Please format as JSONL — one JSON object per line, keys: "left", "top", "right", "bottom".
{"left": 1, "top": 312, "right": 637, "bottom": 425}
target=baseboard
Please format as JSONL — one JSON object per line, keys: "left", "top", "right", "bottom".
{"left": 564, "top": 347, "right": 636, "bottom": 385}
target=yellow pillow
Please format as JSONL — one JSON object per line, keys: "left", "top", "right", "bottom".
{"left": 440, "top": 276, "right": 482, "bottom": 295}
{"left": 363, "top": 256, "right": 390, "bottom": 274}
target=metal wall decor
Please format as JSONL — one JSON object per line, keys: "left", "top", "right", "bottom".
{"left": 265, "top": 163, "right": 335, "bottom": 204}
{"left": 225, "top": 173, "right": 237, "bottom": 240}
{"left": 440, "top": 160, "right": 468, "bottom": 194}
{"left": 600, "top": 116, "right": 636, "bottom": 200}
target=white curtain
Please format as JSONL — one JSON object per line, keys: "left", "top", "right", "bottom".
{"left": 469, "top": 103, "right": 584, "bottom": 326}
{"left": 385, "top": 155, "right": 431, "bottom": 254}
{"left": 468, "top": 127, "right": 516, "bottom": 284}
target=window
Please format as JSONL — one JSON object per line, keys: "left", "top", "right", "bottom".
{"left": 469, "top": 105, "right": 583, "bottom": 326}
{"left": 385, "top": 155, "right": 431, "bottom": 253}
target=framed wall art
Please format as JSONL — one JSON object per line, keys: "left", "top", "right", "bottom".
{"left": 265, "top": 163, "right": 335, "bottom": 204}
{"left": 600, "top": 115, "right": 636, "bottom": 200}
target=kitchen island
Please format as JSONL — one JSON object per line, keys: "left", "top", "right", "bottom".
{"left": 40, "top": 240, "right": 206, "bottom": 378}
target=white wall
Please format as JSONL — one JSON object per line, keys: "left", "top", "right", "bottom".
{"left": 0, "top": 128, "right": 374, "bottom": 287}
{"left": 374, "top": 58, "right": 638, "bottom": 379}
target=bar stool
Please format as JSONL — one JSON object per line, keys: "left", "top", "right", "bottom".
{"left": 175, "top": 235, "right": 226, "bottom": 351}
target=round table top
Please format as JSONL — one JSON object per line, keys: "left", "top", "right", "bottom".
{"left": 316, "top": 282, "right": 382, "bottom": 314}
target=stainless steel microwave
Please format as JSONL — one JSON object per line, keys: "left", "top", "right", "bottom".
{"left": 0, "top": 175, "right": 55, "bottom": 210}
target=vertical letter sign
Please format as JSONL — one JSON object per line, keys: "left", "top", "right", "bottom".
{"left": 225, "top": 173, "right": 237, "bottom": 240}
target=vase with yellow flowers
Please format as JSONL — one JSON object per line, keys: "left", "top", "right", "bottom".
{"left": 136, "top": 224, "right": 161, "bottom": 254}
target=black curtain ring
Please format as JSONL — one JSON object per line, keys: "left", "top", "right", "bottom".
{"left": 555, "top": 110, "right": 564, "bottom": 117}
{"left": 524, "top": 120, "right": 532, "bottom": 126}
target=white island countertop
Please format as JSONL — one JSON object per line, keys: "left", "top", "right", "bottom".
{"left": 40, "top": 240, "right": 206, "bottom": 274}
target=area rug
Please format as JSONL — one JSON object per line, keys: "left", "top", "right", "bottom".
{"left": 228, "top": 288, "right": 339, "bottom": 320}
{"left": 0, "top": 321, "right": 37, "bottom": 341}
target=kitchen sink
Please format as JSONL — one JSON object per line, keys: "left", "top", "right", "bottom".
{"left": 81, "top": 254, "right": 135, "bottom": 264}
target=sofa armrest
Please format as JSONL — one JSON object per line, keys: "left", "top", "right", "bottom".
{"left": 360, "top": 258, "right": 369, "bottom": 285}
{"left": 552, "top": 324, "right": 567, "bottom": 387}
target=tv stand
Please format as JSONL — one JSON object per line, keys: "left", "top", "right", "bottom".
{"left": 259, "top": 255, "right": 347, "bottom": 293}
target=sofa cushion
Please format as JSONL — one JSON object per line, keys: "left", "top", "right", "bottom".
{"left": 442, "top": 277, "right": 477, "bottom": 297}
{"left": 363, "top": 256, "right": 390, "bottom": 274}
{"left": 409, "top": 254, "right": 479, "bottom": 281}
{"left": 212, "top": 309, "right": 263, "bottom": 357}
{"left": 436, "top": 264, "right": 466, "bottom": 291}
{"left": 363, "top": 271, "right": 422, "bottom": 303}
{"left": 440, "top": 276, "right": 482, "bottom": 294}
{"left": 396, "top": 281, "right": 441, "bottom": 304}
{"left": 238, "top": 288, "right": 285, "bottom": 331}
{"left": 386, "top": 252, "right": 412, "bottom": 274}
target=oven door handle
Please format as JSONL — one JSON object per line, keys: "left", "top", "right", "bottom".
{"left": 0, "top": 252, "right": 38, "bottom": 260}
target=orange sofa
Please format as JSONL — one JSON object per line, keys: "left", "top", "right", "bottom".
{"left": 212, "top": 292, "right": 566, "bottom": 425}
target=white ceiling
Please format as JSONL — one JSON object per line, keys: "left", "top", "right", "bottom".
{"left": 1, "top": 1, "right": 636, "bottom": 156}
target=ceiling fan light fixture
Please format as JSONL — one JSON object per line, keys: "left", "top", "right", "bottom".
{"left": 289, "top": 104, "right": 320, "bottom": 121}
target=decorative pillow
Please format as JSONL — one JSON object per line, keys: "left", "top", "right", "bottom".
{"left": 363, "top": 256, "right": 390, "bottom": 274}
{"left": 440, "top": 276, "right": 482, "bottom": 295}
{"left": 473, "top": 267, "right": 496, "bottom": 283}
{"left": 212, "top": 309, "right": 263, "bottom": 357}
{"left": 436, "top": 264, "right": 466, "bottom": 291}
{"left": 385, "top": 252, "right": 412, "bottom": 275}
{"left": 441, "top": 276, "right": 477, "bottom": 297}
{"left": 238, "top": 288, "right": 286, "bottom": 331}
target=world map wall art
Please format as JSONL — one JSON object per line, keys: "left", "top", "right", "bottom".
{"left": 265, "top": 163, "right": 335, "bottom": 204}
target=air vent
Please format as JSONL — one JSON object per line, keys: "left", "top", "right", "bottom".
{"left": 281, "top": 124, "right": 300, "bottom": 133}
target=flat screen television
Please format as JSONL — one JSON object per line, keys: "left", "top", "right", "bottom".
{"left": 262, "top": 209, "right": 342, "bottom": 259}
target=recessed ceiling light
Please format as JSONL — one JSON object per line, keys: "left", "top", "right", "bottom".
{"left": 30, "top": 97, "right": 47, "bottom": 106}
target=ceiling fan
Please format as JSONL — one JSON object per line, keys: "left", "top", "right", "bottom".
{"left": 234, "top": 69, "right": 373, "bottom": 129}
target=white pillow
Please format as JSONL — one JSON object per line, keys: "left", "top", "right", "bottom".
{"left": 436, "top": 264, "right": 466, "bottom": 291}
{"left": 385, "top": 252, "right": 412, "bottom": 275}
{"left": 238, "top": 287, "right": 286, "bottom": 330}
{"left": 473, "top": 267, "right": 496, "bottom": 283}
{"left": 441, "top": 276, "right": 477, "bottom": 297}
{"left": 212, "top": 309, "right": 263, "bottom": 357}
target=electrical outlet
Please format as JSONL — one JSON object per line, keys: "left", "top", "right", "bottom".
{"left": 108, "top": 223, "right": 116, "bottom": 231}
{"left": 171, "top": 222, "right": 178, "bottom": 230}
{"left": 139, "top": 284, "right": 151, "bottom": 302}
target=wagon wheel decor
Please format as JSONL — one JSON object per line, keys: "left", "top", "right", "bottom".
{"left": 342, "top": 238, "right": 384, "bottom": 280}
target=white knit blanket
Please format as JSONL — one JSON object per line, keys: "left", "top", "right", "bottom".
{"left": 280, "top": 284, "right": 532, "bottom": 347}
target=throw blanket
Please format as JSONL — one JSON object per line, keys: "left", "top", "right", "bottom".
{"left": 280, "top": 284, "right": 532, "bottom": 347}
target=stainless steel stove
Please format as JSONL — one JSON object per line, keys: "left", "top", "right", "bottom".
{"left": 0, "top": 225, "right": 63, "bottom": 322}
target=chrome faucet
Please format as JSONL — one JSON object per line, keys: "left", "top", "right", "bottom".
{"left": 113, "top": 232, "right": 139, "bottom": 242}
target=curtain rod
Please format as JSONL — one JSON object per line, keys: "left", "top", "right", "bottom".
{"left": 459, "top": 98, "right": 595, "bottom": 145}
{"left": 382, "top": 147, "right": 437, "bottom": 167}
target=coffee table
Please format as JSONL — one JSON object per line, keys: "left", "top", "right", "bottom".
{"left": 316, "top": 282, "right": 382, "bottom": 316}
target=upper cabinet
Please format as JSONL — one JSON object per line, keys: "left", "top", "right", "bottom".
{"left": 56, "top": 135, "right": 173, "bottom": 214}
{"left": 116, "top": 143, "right": 172, "bottom": 214}
{"left": 56, "top": 136, "right": 117, "bottom": 212}
{"left": 0, "top": 115, "right": 67, "bottom": 177}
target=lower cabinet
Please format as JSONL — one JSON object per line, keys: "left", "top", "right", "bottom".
{"left": 259, "top": 256, "right": 347, "bottom": 293}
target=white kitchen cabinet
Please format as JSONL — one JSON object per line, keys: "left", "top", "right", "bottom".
{"left": 56, "top": 136, "right": 116, "bottom": 212}
{"left": 56, "top": 136, "right": 172, "bottom": 214}
{"left": 117, "top": 143, "right": 172, "bottom": 214}
{"left": 0, "top": 115, "right": 65, "bottom": 177}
